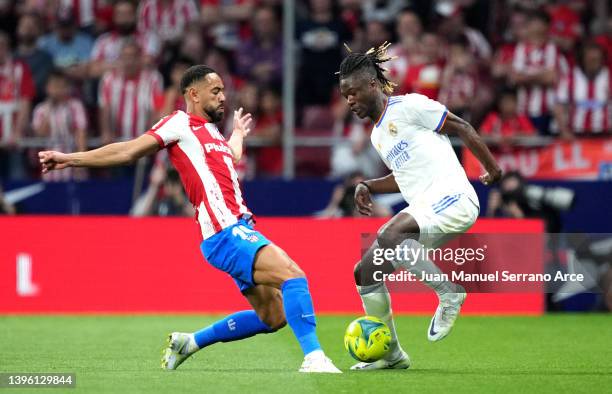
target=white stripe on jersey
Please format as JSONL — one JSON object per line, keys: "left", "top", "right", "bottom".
{"left": 196, "top": 201, "right": 216, "bottom": 239}
{"left": 223, "top": 155, "right": 249, "bottom": 215}
{"left": 177, "top": 130, "right": 238, "bottom": 230}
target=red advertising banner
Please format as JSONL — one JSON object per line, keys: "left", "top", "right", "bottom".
{"left": 0, "top": 217, "right": 544, "bottom": 315}
{"left": 463, "top": 139, "right": 612, "bottom": 180}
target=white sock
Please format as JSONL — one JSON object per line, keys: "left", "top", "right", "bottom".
{"left": 187, "top": 334, "right": 200, "bottom": 353}
{"left": 399, "top": 238, "right": 457, "bottom": 296}
{"left": 356, "top": 282, "right": 404, "bottom": 361}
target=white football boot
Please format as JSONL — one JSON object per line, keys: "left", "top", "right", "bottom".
{"left": 299, "top": 350, "right": 342, "bottom": 373}
{"left": 427, "top": 285, "right": 467, "bottom": 342}
{"left": 350, "top": 350, "right": 411, "bottom": 371}
{"left": 161, "top": 332, "right": 197, "bottom": 370}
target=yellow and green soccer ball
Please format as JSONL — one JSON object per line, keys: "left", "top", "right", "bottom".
{"left": 344, "top": 316, "right": 392, "bottom": 362}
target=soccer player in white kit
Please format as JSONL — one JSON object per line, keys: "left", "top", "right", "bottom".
{"left": 338, "top": 44, "right": 502, "bottom": 370}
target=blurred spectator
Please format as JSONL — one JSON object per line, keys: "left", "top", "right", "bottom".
{"left": 510, "top": 9, "right": 568, "bottom": 135}
{"left": 318, "top": 171, "right": 390, "bottom": 218}
{"left": 98, "top": 40, "right": 163, "bottom": 143}
{"left": 387, "top": 8, "right": 423, "bottom": 87}
{"left": 252, "top": 87, "right": 283, "bottom": 177}
{"left": 38, "top": 8, "right": 93, "bottom": 81}
{"left": 204, "top": 46, "right": 242, "bottom": 118}
{"left": 0, "top": 184, "right": 16, "bottom": 214}
{"left": 486, "top": 171, "right": 574, "bottom": 233}
{"left": 436, "top": 1, "right": 492, "bottom": 63}
{"left": 555, "top": 41, "right": 611, "bottom": 138}
{"left": 19, "top": 0, "right": 111, "bottom": 33}
{"left": 364, "top": 20, "right": 391, "bottom": 49}
{"left": 438, "top": 36, "right": 479, "bottom": 120}
{"left": 137, "top": 0, "right": 199, "bottom": 46}
{"left": 131, "top": 164, "right": 194, "bottom": 217}
{"left": 31, "top": 69, "right": 88, "bottom": 181}
{"left": 398, "top": 31, "right": 443, "bottom": 99}
{"left": 480, "top": 88, "right": 536, "bottom": 148}
{"left": 235, "top": 6, "right": 282, "bottom": 87}
{"left": 360, "top": 0, "right": 406, "bottom": 24}
{"left": 594, "top": 15, "right": 612, "bottom": 69}
{"left": 0, "top": 0, "right": 17, "bottom": 43}
{"left": 160, "top": 57, "right": 192, "bottom": 116}
{"left": 200, "top": 0, "right": 255, "bottom": 50}
{"left": 548, "top": 0, "right": 584, "bottom": 59}
{"left": 15, "top": 12, "right": 53, "bottom": 102}
{"left": 330, "top": 101, "right": 383, "bottom": 179}
{"left": 296, "top": 0, "right": 350, "bottom": 106}
{"left": 0, "top": 31, "right": 34, "bottom": 154}
{"left": 176, "top": 25, "right": 206, "bottom": 64}
{"left": 89, "top": 0, "right": 160, "bottom": 78}
{"left": 491, "top": 6, "right": 530, "bottom": 81}
{"left": 230, "top": 81, "right": 258, "bottom": 179}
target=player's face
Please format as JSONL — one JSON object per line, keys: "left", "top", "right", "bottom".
{"left": 339, "top": 75, "right": 377, "bottom": 120}
{"left": 194, "top": 73, "right": 226, "bottom": 123}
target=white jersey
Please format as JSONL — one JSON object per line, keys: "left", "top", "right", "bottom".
{"left": 371, "top": 94, "right": 478, "bottom": 206}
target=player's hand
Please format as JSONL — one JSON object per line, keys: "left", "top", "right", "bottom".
{"left": 38, "top": 151, "right": 71, "bottom": 173}
{"left": 233, "top": 107, "right": 253, "bottom": 138}
{"left": 480, "top": 168, "right": 502, "bottom": 186}
{"left": 354, "top": 182, "right": 373, "bottom": 216}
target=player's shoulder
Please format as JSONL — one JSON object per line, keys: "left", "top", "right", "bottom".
{"left": 152, "top": 110, "right": 189, "bottom": 130}
{"left": 401, "top": 93, "right": 436, "bottom": 105}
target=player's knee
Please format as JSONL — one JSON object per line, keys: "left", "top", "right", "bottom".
{"left": 377, "top": 225, "right": 397, "bottom": 250}
{"left": 353, "top": 261, "right": 363, "bottom": 285}
{"left": 282, "top": 258, "right": 306, "bottom": 280}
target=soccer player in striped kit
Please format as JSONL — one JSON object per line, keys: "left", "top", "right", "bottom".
{"left": 38, "top": 65, "right": 341, "bottom": 373}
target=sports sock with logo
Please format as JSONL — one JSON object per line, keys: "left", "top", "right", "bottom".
{"left": 193, "top": 310, "right": 273, "bottom": 349}
{"left": 281, "top": 277, "right": 322, "bottom": 356}
{"left": 357, "top": 282, "right": 404, "bottom": 361}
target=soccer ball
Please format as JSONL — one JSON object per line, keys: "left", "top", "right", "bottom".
{"left": 344, "top": 316, "right": 392, "bottom": 362}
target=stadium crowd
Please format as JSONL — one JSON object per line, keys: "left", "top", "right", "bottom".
{"left": 0, "top": 0, "right": 610, "bottom": 184}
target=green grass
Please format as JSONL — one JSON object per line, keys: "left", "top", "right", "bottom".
{"left": 1, "top": 315, "right": 611, "bottom": 393}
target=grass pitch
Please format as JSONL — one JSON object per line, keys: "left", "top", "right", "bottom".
{"left": 1, "top": 314, "right": 611, "bottom": 393}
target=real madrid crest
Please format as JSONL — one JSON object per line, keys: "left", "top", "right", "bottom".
{"left": 389, "top": 122, "right": 398, "bottom": 136}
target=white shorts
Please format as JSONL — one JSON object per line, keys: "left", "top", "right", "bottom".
{"left": 402, "top": 191, "right": 480, "bottom": 248}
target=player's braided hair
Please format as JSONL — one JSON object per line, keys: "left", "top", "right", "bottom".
{"left": 337, "top": 42, "right": 397, "bottom": 95}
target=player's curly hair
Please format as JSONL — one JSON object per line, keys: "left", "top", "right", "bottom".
{"left": 337, "top": 42, "right": 397, "bottom": 95}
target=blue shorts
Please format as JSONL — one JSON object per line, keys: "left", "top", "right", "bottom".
{"left": 200, "top": 218, "right": 271, "bottom": 292}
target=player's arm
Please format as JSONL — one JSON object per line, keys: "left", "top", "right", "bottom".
{"left": 39, "top": 134, "right": 159, "bottom": 173}
{"left": 355, "top": 173, "right": 400, "bottom": 216}
{"left": 440, "top": 112, "right": 502, "bottom": 185}
{"left": 227, "top": 107, "right": 253, "bottom": 163}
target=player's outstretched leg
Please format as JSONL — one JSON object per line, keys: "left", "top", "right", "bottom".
{"left": 161, "top": 306, "right": 278, "bottom": 370}
{"left": 378, "top": 213, "right": 467, "bottom": 342}
{"left": 252, "top": 244, "right": 341, "bottom": 373}
{"left": 352, "top": 242, "right": 411, "bottom": 371}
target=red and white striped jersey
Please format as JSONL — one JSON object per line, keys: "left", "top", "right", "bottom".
{"left": 137, "top": 0, "right": 199, "bottom": 43}
{"left": 0, "top": 58, "right": 35, "bottom": 142}
{"left": 98, "top": 69, "right": 163, "bottom": 140}
{"left": 32, "top": 98, "right": 88, "bottom": 151}
{"left": 146, "top": 110, "right": 252, "bottom": 240}
{"left": 512, "top": 41, "right": 568, "bottom": 117}
{"left": 91, "top": 32, "right": 161, "bottom": 62}
{"left": 557, "top": 65, "right": 611, "bottom": 134}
